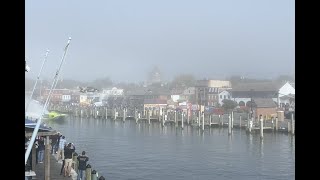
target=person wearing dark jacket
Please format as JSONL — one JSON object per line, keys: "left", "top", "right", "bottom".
{"left": 77, "top": 151, "right": 89, "bottom": 180}
{"left": 64, "top": 143, "right": 74, "bottom": 177}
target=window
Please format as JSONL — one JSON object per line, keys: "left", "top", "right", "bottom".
{"left": 220, "top": 95, "right": 222, "bottom": 99}
{"left": 224, "top": 95, "right": 226, "bottom": 99}
{"left": 228, "top": 95, "right": 230, "bottom": 99}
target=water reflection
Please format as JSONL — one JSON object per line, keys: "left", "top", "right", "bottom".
{"left": 50, "top": 117, "right": 295, "bottom": 180}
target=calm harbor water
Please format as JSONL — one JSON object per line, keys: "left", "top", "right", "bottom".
{"left": 48, "top": 116, "right": 295, "bottom": 180}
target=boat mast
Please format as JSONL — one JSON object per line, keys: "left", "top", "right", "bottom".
{"left": 25, "top": 37, "right": 72, "bottom": 165}
{"left": 25, "top": 49, "right": 50, "bottom": 112}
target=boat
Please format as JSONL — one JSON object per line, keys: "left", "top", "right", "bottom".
{"left": 47, "top": 111, "right": 67, "bottom": 121}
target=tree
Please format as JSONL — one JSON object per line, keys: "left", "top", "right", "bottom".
{"left": 222, "top": 99, "right": 237, "bottom": 112}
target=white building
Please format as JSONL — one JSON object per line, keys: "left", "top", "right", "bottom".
{"left": 277, "top": 82, "right": 295, "bottom": 108}
{"left": 62, "top": 95, "right": 71, "bottom": 102}
{"left": 218, "top": 90, "right": 232, "bottom": 105}
{"left": 102, "top": 87, "right": 124, "bottom": 98}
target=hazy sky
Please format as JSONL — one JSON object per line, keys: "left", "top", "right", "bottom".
{"left": 26, "top": 0, "right": 294, "bottom": 83}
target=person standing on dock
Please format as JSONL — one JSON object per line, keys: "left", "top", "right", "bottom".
{"left": 64, "top": 143, "right": 74, "bottom": 177}
{"left": 50, "top": 132, "right": 59, "bottom": 154}
{"left": 77, "top": 151, "right": 89, "bottom": 180}
{"left": 57, "top": 136, "right": 66, "bottom": 162}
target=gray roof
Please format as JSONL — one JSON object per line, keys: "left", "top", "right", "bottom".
{"left": 253, "top": 98, "right": 277, "bottom": 108}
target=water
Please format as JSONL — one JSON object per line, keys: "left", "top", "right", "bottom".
{"left": 50, "top": 117, "right": 295, "bottom": 180}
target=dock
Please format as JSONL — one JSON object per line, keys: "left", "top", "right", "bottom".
{"left": 34, "top": 154, "right": 73, "bottom": 180}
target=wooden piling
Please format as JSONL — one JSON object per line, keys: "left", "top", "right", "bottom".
{"left": 239, "top": 115, "right": 242, "bottom": 128}
{"left": 275, "top": 117, "right": 279, "bottom": 131}
{"left": 291, "top": 113, "right": 295, "bottom": 135}
{"left": 231, "top": 111, "right": 234, "bottom": 129}
{"left": 175, "top": 110, "right": 177, "bottom": 128}
{"left": 72, "top": 152, "right": 78, "bottom": 173}
{"left": 198, "top": 111, "right": 201, "bottom": 127}
{"left": 32, "top": 143, "right": 36, "bottom": 173}
{"left": 91, "top": 170, "right": 98, "bottom": 180}
{"left": 123, "top": 108, "right": 126, "bottom": 123}
{"left": 288, "top": 120, "right": 291, "bottom": 133}
{"left": 271, "top": 117, "right": 274, "bottom": 131}
{"left": 162, "top": 110, "right": 165, "bottom": 126}
{"left": 228, "top": 114, "right": 231, "bottom": 135}
{"left": 209, "top": 115, "right": 212, "bottom": 125}
{"left": 260, "top": 116, "right": 263, "bottom": 139}
{"left": 187, "top": 110, "right": 189, "bottom": 125}
{"left": 45, "top": 136, "right": 50, "bottom": 180}
{"left": 202, "top": 112, "right": 204, "bottom": 131}
{"left": 135, "top": 110, "right": 138, "bottom": 124}
{"left": 86, "top": 164, "right": 92, "bottom": 180}
{"left": 105, "top": 107, "right": 108, "bottom": 119}
{"left": 148, "top": 110, "right": 151, "bottom": 125}
{"left": 181, "top": 112, "right": 184, "bottom": 129}
{"left": 248, "top": 117, "right": 253, "bottom": 133}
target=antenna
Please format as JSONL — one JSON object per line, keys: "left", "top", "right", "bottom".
{"left": 25, "top": 37, "right": 72, "bottom": 164}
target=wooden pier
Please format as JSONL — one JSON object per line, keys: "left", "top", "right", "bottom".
{"left": 34, "top": 154, "right": 73, "bottom": 180}
{"left": 49, "top": 105, "right": 295, "bottom": 135}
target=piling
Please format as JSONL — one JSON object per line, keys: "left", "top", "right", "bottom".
{"left": 209, "top": 115, "right": 212, "bottom": 125}
{"left": 271, "top": 117, "right": 274, "bottom": 131}
{"left": 86, "top": 164, "right": 92, "bottom": 180}
{"left": 248, "top": 117, "right": 253, "bottom": 133}
{"left": 288, "top": 120, "right": 291, "bottom": 133}
{"left": 239, "top": 115, "right": 242, "bottom": 128}
{"left": 260, "top": 116, "right": 263, "bottom": 139}
{"left": 72, "top": 152, "right": 78, "bottom": 173}
{"left": 135, "top": 110, "right": 138, "bottom": 124}
{"left": 198, "top": 111, "right": 201, "bottom": 127}
{"left": 162, "top": 111, "right": 165, "bottom": 126}
{"left": 91, "top": 170, "right": 98, "bottom": 180}
{"left": 228, "top": 114, "right": 231, "bottom": 135}
{"left": 175, "top": 110, "right": 177, "bottom": 128}
{"left": 291, "top": 113, "right": 295, "bottom": 135}
{"left": 148, "top": 110, "right": 151, "bottom": 125}
{"left": 105, "top": 107, "right": 108, "bottom": 119}
{"left": 187, "top": 110, "right": 189, "bottom": 124}
{"left": 44, "top": 136, "right": 50, "bottom": 180}
{"left": 275, "top": 117, "right": 279, "bottom": 131}
{"left": 123, "top": 108, "right": 126, "bottom": 123}
{"left": 231, "top": 111, "right": 234, "bottom": 129}
{"left": 114, "top": 108, "right": 117, "bottom": 120}
{"left": 181, "top": 112, "right": 184, "bottom": 129}
{"left": 202, "top": 112, "right": 204, "bottom": 131}
{"left": 98, "top": 176, "right": 105, "bottom": 180}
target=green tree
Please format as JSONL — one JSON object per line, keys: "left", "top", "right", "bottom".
{"left": 222, "top": 99, "right": 237, "bottom": 112}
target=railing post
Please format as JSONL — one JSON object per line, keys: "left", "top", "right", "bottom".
{"left": 86, "top": 164, "right": 92, "bottom": 180}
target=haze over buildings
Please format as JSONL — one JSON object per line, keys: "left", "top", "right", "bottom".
{"left": 26, "top": 0, "right": 294, "bottom": 83}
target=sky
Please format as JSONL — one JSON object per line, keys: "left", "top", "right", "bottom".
{"left": 25, "top": 0, "right": 294, "bottom": 83}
